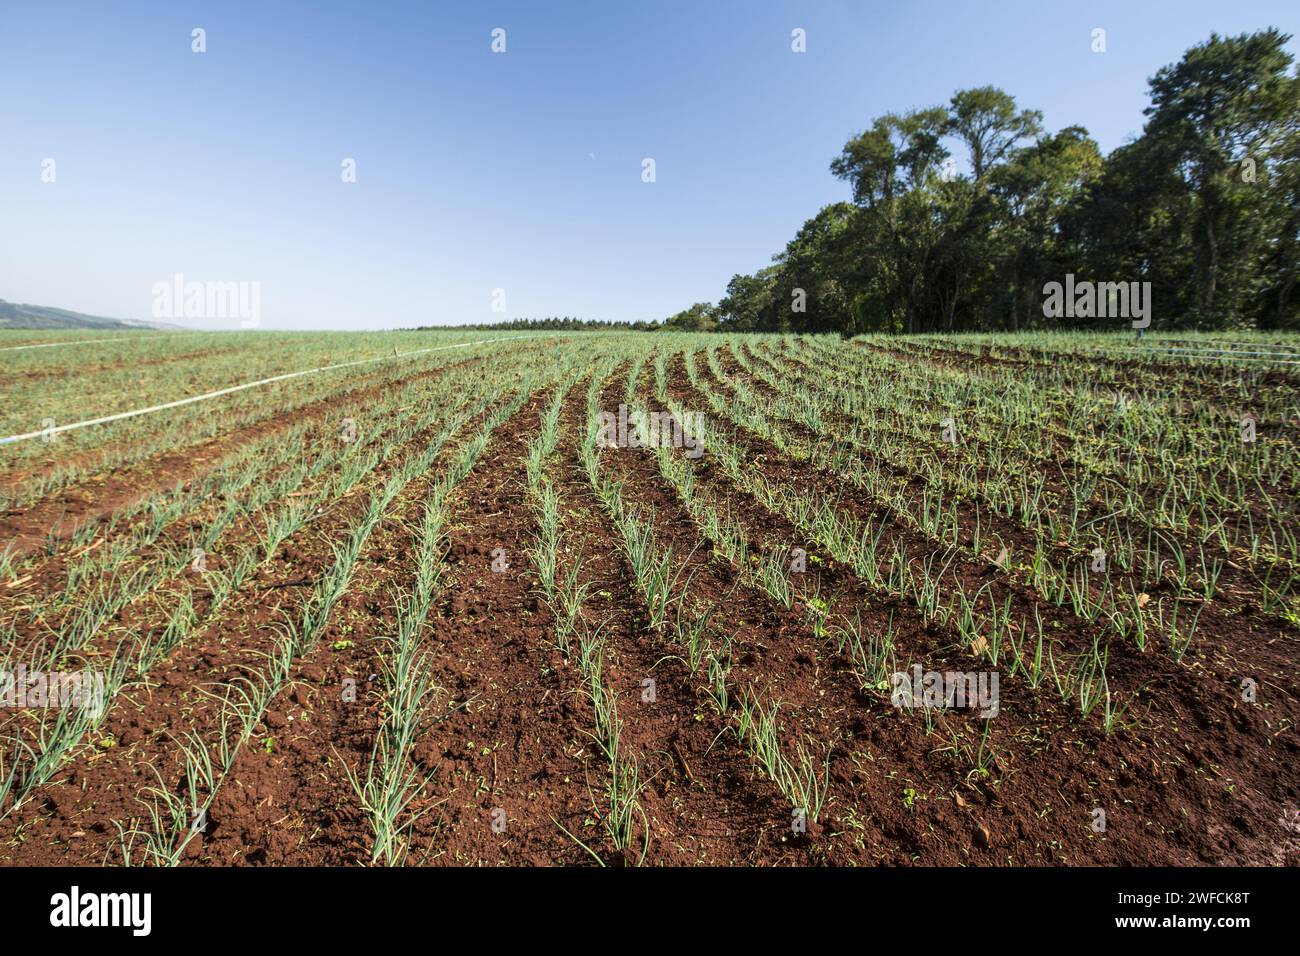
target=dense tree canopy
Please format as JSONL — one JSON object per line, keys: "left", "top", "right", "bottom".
{"left": 662, "top": 302, "right": 721, "bottom": 331}
{"left": 704, "top": 30, "right": 1299, "bottom": 334}
{"left": 417, "top": 316, "right": 661, "bottom": 332}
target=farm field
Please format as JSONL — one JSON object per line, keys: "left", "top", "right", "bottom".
{"left": 0, "top": 329, "right": 1297, "bottom": 866}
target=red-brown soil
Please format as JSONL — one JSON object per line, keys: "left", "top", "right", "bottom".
{"left": 1, "top": 340, "right": 1295, "bottom": 867}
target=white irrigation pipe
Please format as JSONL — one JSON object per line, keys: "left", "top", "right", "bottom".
{"left": 1156, "top": 355, "right": 1300, "bottom": 366}
{"left": 0, "top": 338, "right": 122, "bottom": 353}
{"left": 0, "top": 334, "right": 550, "bottom": 445}
{"left": 1133, "top": 349, "right": 1300, "bottom": 365}
{"left": 1133, "top": 346, "right": 1300, "bottom": 359}
{"left": 1086, "top": 344, "right": 1300, "bottom": 364}
{"left": 0, "top": 331, "right": 218, "bottom": 354}
{"left": 1137, "top": 337, "right": 1300, "bottom": 351}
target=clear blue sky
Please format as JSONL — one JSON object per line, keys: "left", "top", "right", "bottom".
{"left": 2, "top": 1, "right": 1296, "bottom": 330}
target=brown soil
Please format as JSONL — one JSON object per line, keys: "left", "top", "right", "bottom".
{"left": 1, "top": 341, "right": 1295, "bottom": 867}
{"left": 0, "top": 352, "right": 498, "bottom": 559}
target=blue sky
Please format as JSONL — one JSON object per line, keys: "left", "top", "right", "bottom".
{"left": 2, "top": 1, "right": 1297, "bottom": 330}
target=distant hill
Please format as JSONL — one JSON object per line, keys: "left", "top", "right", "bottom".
{"left": 0, "top": 298, "right": 168, "bottom": 330}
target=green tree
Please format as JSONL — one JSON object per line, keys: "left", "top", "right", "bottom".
{"left": 1142, "top": 29, "right": 1298, "bottom": 323}
{"left": 990, "top": 126, "right": 1104, "bottom": 329}
{"left": 662, "top": 302, "right": 719, "bottom": 331}
{"left": 947, "top": 86, "right": 1043, "bottom": 182}
{"left": 697, "top": 30, "right": 1299, "bottom": 335}
{"left": 717, "top": 268, "right": 778, "bottom": 332}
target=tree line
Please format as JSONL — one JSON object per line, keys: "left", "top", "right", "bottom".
{"left": 665, "top": 30, "right": 1299, "bottom": 334}
{"left": 411, "top": 316, "right": 661, "bottom": 332}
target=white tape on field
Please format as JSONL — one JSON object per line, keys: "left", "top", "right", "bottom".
{"left": 1147, "top": 339, "right": 1300, "bottom": 353}
{"left": 1135, "top": 346, "right": 1300, "bottom": 359}
{"left": 0, "top": 331, "right": 228, "bottom": 354}
{"left": 1104, "top": 345, "right": 1300, "bottom": 364}
{"left": 0, "top": 334, "right": 547, "bottom": 446}
{"left": 0, "top": 337, "right": 122, "bottom": 353}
